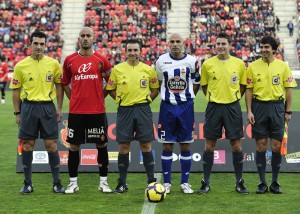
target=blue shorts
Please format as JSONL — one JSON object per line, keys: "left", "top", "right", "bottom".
{"left": 157, "top": 100, "right": 195, "bottom": 143}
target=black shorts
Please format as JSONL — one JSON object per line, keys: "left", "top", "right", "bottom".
{"left": 204, "top": 101, "right": 244, "bottom": 140}
{"left": 19, "top": 101, "right": 58, "bottom": 140}
{"left": 67, "top": 113, "right": 108, "bottom": 145}
{"left": 251, "top": 100, "right": 285, "bottom": 141}
{"left": 116, "top": 104, "right": 154, "bottom": 142}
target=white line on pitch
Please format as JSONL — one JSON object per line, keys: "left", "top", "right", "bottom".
{"left": 141, "top": 173, "right": 161, "bottom": 214}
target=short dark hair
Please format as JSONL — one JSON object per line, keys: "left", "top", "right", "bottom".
{"left": 216, "top": 32, "right": 231, "bottom": 44}
{"left": 260, "top": 36, "right": 278, "bottom": 51}
{"left": 30, "top": 31, "right": 47, "bottom": 44}
{"left": 125, "top": 39, "right": 142, "bottom": 50}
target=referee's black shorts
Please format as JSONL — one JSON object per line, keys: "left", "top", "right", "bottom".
{"left": 251, "top": 100, "right": 285, "bottom": 141}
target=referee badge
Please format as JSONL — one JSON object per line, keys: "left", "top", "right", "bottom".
{"left": 140, "top": 79, "right": 147, "bottom": 88}
{"left": 46, "top": 74, "right": 53, "bottom": 82}
{"left": 272, "top": 76, "right": 280, "bottom": 85}
{"left": 231, "top": 75, "right": 238, "bottom": 84}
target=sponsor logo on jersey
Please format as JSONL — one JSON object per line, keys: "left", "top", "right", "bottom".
{"left": 167, "top": 76, "right": 187, "bottom": 93}
{"left": 12, "top": 78, "right": 20, "bottom": 85}
{"left": 151, "top": 77, "right": 158, "bottom": 84}
{"left": 74, "top": 74, "right": 99, "bottom": 80}
{"left": 286, "top": 76, "right": 294, "bottom": 83}
{"left": 107, "top": 79, "right": 115, "bottom": 86}
{"left": 87, "top": 127, "right": 105, "bottom": 139}
{"left": 163, "top": 62, "right": 172, "bottom": 64}
{"left": 78, "top": 63, "right": 92, "bottom": 73}
{"left": 246, "top": 77, "right": 253, "bottom": 84}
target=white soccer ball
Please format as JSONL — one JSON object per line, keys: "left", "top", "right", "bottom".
{"left": 145, "top": 182, "right": 166, "bottom": 202}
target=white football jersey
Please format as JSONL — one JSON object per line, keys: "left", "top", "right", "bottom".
{"left": 155, "top": 53, "right": 200, "bottom": 105}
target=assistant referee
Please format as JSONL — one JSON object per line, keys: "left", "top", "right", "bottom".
{"left": 245, "top": 35, "right": 297, "bottom": 194}
{"left": 10, "top": 31, "right": 64, "bottom": 194}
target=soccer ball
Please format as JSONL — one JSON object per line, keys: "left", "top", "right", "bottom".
{"left": 145, "top": 182, "right": 166, "bottom": 202}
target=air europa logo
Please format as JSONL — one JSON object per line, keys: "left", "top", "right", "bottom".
{"left": 78, "top": 63, "right": 92, "bottom": 73}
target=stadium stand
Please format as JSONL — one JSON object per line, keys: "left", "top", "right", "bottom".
{"left": 0, "top": 0, "right": 63, "bottom": 71}
{"left": 85, "top": 0, "right": 168, "bottom": 66}
{"left": 188, "top": 0, "right": 284, "bottom": 66}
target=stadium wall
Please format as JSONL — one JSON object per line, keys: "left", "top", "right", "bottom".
{"left": 16, "top": 113, "right": 300, "bottom": 173}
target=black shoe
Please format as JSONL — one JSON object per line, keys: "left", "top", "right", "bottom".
{"left": 198, "top": 179, "right": 210, "bottom": 194}
{"left": 270, "top": 181, "right": 282, "bottom": 194}
{"left": 114, "top": 178, "right": 128, "bottom": 193}
{"left": 20, "top": 180, "right": 33, "bottom": 195}
{"left": 256, "top": 182, "right": 268, "bottom": 194}
{"left": 235, "top": 179, "right": 249, "bottom": 194}
{"left": 53, "top": 180, "right": 65, "bottom": 193}
{"left": 148, "top": 178, "right": 157, "bottom": 184}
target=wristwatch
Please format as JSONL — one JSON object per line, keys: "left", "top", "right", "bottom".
{"left": 285, "top": 111, "right": 292, "bottom": 115}
{"left": 14, "top": 112, "right": 21, "bottom": 115}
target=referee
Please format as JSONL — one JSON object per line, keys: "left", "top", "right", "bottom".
{"left": 106, "top": 39, "right": 159, "bottom": 193}
{"left": 198, "top": 32, "right": 249, "bottom": 194}
{"left": 10, "top": 31, "right": 64, "bottom": 194}
{"left": 245, "top": 36, "right": 297, "bottom": 194}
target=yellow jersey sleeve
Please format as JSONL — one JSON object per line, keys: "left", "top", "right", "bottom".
{"left": 54, "top": 61, "right": 62, "bottom": 84}
{"left": 283, "top": 64, "right": 297, "bottom": 88}
{"left": 9, "top": 64, "right": 22, "bottom": 89}
{"left": 106, "top": 67, "right": 117, "bottom": 90}
{"left": 246, "top": 65, "right": 253, "bottom": 88}
{"left": 200, "top": 62, "right": 208, "bottom": 86}
{"left": 239, "top": 61, "right": 247, "bottom": 85}
{"left": 149, "top": 66, "right": 159, "bottom": 89}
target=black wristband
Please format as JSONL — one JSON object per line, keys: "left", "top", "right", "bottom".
{"left": 285, "top": 111, "right": 292, "bottom": 115}
{"left": 14, "top": 112, "right": 21, "bottom": 115}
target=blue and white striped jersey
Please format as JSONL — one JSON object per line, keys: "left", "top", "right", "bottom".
{"left": 155, "top": 53, "right": 200, "bottom": 105}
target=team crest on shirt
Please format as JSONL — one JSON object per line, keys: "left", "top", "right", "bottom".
{"left": 167, "top": 75, "right": 187, "bottom": 93}
{"left": 46, "top": 74, "right": 53, "bottom": 82}
{"left": 140, "top": 79, "right": 147, "bottom": 88}
{"left": 231, "top": 75, "right": 238, "bottom": 84}
{"left": 180, "top": 68, "right": 186, "bottom": 76}
{"left": 272, "top": 76, "right": 280, "bottom": 85}
{"left": 98, "top": 62, "right": 103, "bottom": 70}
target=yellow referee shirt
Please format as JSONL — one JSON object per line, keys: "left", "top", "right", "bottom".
{"left": 246, "top": 58, "right": 297, "bottom": 101}
{"left": 200, "top": 56, "right": 246, "bottom": 104}
{"left": 106, "top": 62, "right": 159, "bottom": 106}
{"left": 9, "top": 56, "right": 62, "bottom": 101}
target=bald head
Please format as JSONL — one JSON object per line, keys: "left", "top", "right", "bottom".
{"left": 168, "top": 33, "right": 184, "bottom": 58}
{"left": 169, "top": 33, "right": 184, "bottom": 42}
